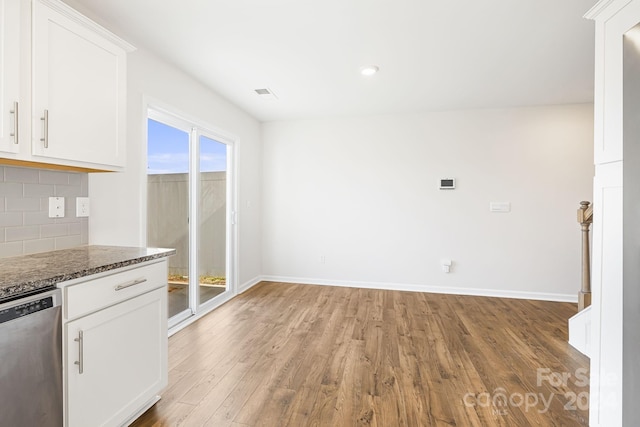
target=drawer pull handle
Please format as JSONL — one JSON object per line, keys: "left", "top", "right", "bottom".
{"left": 115, "top": 277, "right": 147, "bottom": 291}
{"left": 74, "top": 330, "right": 84, "bottom": 374}
{"left": 9, "top": 101, "right": 18, "bottom": 144}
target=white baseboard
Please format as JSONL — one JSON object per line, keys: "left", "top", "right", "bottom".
{"left": 238, "top": 275, "right": 262, "bottom": 294}
{"left": 260, "top": 275, "right": 578, "bottom": 303}
{"left": 166, "top": 276, "right": 576, "bottom": 337}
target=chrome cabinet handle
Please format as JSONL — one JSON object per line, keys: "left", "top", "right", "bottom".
{"left": 9, "top": 102, "right": 18, "bottom": 144}
{"left": 114, "top": 277, "right": 147, "bottom": 291}
{"left": 74, "top": 330, "right": 84, "bottom": 374}
{"left": 40, "top": 109, "right": 48, "bottom": 148}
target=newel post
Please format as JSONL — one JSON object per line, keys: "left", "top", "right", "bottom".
{"left": 577, "top": 201, "right": 593, "bottom": 311}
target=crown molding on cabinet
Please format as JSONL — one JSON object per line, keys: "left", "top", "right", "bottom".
{"left": 584, "top": 0, "right": 632, "bottom": 20}
{"left": 36, "top": 0, "right": 136, "bottom": 52}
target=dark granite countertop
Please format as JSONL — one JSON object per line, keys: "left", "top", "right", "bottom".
{"left": 0, "top": 245, "right": 176, "bottom": 302}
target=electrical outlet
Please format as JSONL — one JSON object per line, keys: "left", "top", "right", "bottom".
{"left": 76, "top": 197, "right": 90, "bottom": 217}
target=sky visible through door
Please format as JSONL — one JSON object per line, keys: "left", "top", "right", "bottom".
{"left": 147, "top": 119, "right": 227, "bottom": 174}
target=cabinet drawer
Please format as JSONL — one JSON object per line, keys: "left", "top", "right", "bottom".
{"left": 64, "top": 261, "right": 166, "bottom": 320}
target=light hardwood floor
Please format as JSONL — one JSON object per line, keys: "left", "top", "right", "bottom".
{"left": 131, "top": 282, "right": 589, "bottom": 427}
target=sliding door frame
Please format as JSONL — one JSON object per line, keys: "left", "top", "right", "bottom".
{"left": 144, "top": 100, "right": 238, "bottom": 332}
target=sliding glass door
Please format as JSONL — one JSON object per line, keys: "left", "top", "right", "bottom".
{"left": 198, "top": 135, "right": 228, "bottom": 306}
{"left": 146, "top": 108, "right": 234, "bottom": 327}
{"left": 147, "top": 118, "right": 191, "bottom": 318}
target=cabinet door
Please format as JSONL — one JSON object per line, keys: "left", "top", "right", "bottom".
{"left": 32, "top": 0, "right": 126, "bottom": 169}
{"left": 0, "top": 0, "right": 20, "bottom": 153}
{"left": 66, "top": 288, "right": 168, "bottom": 427}
{"left": 593, "top": 0, "right": 640, "bottom": 165}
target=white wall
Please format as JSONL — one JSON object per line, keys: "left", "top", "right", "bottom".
{"left": 89, "top": 48, "right": 262, "bottom": 289}
{"left": 262, "top": 104, "right": 594, "bottom": 300}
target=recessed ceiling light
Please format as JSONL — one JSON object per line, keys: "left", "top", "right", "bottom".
{"left": 360, "top": 65, "right": 379, "bottom": 76}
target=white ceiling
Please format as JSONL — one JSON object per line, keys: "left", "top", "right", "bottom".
{"left": 63, "top": 0, "right": 598, "bottom": 122}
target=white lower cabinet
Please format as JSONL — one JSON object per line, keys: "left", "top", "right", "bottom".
{"left": 61, "top": 261, "right": 168, "bottom": 427}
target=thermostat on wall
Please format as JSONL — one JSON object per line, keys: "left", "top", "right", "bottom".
{"left": 439, "top": 178, "right": 456, "bottom": 190}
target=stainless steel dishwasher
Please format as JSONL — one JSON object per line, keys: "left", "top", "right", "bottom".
{"left": 0, "top": 288, "right": 63, "bottom": 427}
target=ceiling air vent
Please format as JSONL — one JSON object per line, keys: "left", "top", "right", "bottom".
{"left": 254, "top": 88, "right": 278, "bottom": 100}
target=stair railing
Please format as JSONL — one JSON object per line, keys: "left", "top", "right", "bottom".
{"left": 577, "top": 201, "right": 593, "bottom": 311}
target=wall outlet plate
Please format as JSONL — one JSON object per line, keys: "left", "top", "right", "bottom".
{"left": 48, "top": 197, "right": 65, "bottom": 218}
{"left": 76, "top": 197, "right": 90, "bottom": 217}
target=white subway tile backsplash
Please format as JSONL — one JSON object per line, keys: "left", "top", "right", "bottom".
{"left": 55, "top": 185, "right": 83, "bottom": 198}
{"left": 64, "top": 203, "right": 75, "bottom": 216}
{"left": 6, "top": 225, "right": 40, "bottom": 242}
{"left": 0, "top": 212, "right": 23, "bottom": 227}
{"left": 24, "top": 183, "right": 54, "bottom": 197}
{"left": 41, "top": 223, "right": 69, "bottom": 238}
{"left": 54, "top": 214, "right": 80, "bottom": 224}
{"left": 40, "top": 170, "right": 70, "bottom": 185}
{"left": 0, "top": 166, "right": 89, "bottom": 257}
{"left": 81, "top": 219, "right": 88, "bottom": 244}
{"left": 68, "top": 222, "right": 82, "bottom": 236}
{"left": 55, "top": 234, "right": 82, "bottom": 250}
{"left": 80, "top": 174, "right": 88, "bottom": 195}
{"left": 0, "top": 182, "right": 24, "bottom": 197}
{"left": 24, "top": 211, "right": 51, "bottom": 225}
{"left": 0, "top": 242, "right": 23, "bottom": 258}
{"left": 5, "top": 167, "right": 39, "bottom": 184}
{"left": 68, "top": 173, "right": 82, "bottom": 186}
{"left": 23, "top": 238, "right": 55, "bottom": 255}
{"left": 6, "top": 197, "right": 41, "bottom": 212}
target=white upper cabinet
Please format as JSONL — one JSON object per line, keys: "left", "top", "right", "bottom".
{"left": 31, "top": 0, "right": 131, "bottom": 170}
{"left": 0, "top": 0, "right": 20, "bottom": 154}
{"left": 588, "top": 0, "right": 640, "bottom": 165}
{"left": 0, "top": 0, "right": 133, "bottom": 171}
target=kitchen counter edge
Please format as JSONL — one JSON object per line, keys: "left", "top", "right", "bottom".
{"left": 0, "top": 245, "right": 176, "bottom": 302}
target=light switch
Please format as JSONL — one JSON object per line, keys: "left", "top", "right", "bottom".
{"left": 48, "top": 197, "right": 65, "bottom": 218}
{"left": 76, "top": 197, "right": 90, "bottom": 217}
